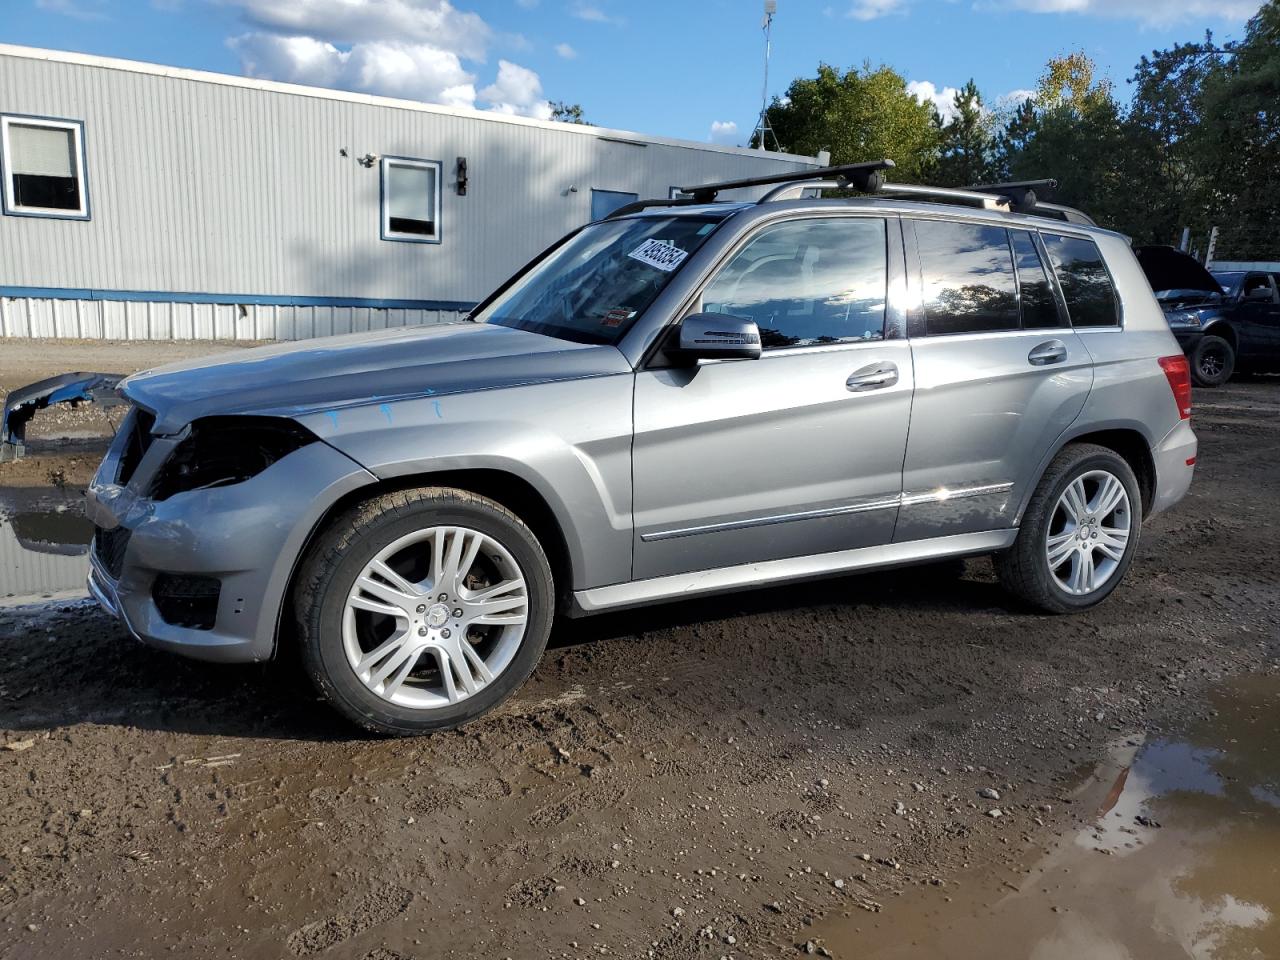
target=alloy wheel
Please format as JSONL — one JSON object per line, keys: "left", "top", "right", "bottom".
{"left": 341, "top": 525, "right": 529, "bottom": 709}
{"left": 1045, "top": 470, "right": 1132, "bottom": 596}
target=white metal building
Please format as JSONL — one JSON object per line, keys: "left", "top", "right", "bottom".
{"left": 0, "top": 44, "right": 819, "bottom": 341}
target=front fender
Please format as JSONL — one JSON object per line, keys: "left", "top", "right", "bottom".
{"left": 297, "top": 374, "right": 635, "bottom": 591}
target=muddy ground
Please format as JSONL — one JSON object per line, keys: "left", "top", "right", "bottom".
{"left": 0, "top": 341, "right": 1278, "bottom": 959}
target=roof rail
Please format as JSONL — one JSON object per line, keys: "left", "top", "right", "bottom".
{"left": 604, "top": 159, "right": 1099, "bottom": 226}
{"left": 679, "top": 159, "right": 895, "bottom": 203}
{"left": 873, "top": 183, "right": 1011, "bottom": 212}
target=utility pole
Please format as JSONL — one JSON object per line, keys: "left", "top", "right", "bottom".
{"left": 752, "top": 1, "right": 780, "bottom": 152}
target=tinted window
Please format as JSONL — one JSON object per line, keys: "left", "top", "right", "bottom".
{"left": 1011, "top": 230, "right": 1063, "bottom": 329}
{"left": 915, "top": 220, "right": 1019, "bottom": 336}
{"left": 702, "top": 218, "right": 887, "bottom": 349}
{"left": 476, "top": 215, "right": 722, "bottom": 345}
{"left": 1043, "top": 234, "right": 1119, "bottom": 327}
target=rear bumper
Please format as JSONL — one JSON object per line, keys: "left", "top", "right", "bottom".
{"left": 86, "top": 439, "right": 375, "bottom": 663}
{"left": 1150, "top": 418, "right": 1197, "bottom": 517}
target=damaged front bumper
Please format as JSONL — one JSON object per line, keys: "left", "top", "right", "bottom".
{"left": 86, "top": 408, "right": 375, "bottom": 663}
{"left": 1, "top": 372, "right": 124, "bottom": 462}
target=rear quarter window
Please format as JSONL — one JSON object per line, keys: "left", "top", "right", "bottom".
{"left": 1042, "top": 234, "right": 1120, "bottom": 328}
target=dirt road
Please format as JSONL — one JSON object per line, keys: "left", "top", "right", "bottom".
{"left": 0, "top": 343, "right": 1277, "bottom": 959}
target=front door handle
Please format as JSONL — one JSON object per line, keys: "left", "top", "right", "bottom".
{"left": 846, "top": 361, "right": 899, "bottom": 392}
{"left": 1028, "top": 340, "right": 1068, "bottom": 366}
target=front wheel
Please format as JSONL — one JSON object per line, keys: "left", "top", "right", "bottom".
{"left": 995, "top": 444, "right": 1141, "bottom": 614}
{"left": 294, "top": 487, "right": 554, "bottom": 735}
{"left": 1190, "top": 334, "right": 1235, "bottom": 387}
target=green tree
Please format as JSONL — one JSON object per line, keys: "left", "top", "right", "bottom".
{"left": 996, "top": 53, "right": 1133, "bottom": 233}
{"left": 549, "top": 101, "right": 589, "bottom": 124}
{"left": 933, "top": 79, "right": 995, "bottom": 187}
{"left": 1193, "top": 2, "right": 1280, "bottom": 259}
{"left": 760, "top": 63, "right": 939, "bottom": 182}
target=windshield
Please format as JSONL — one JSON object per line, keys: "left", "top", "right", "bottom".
{"left": 1212, "top": 271, "right": 1245, "bottom": 296}
{"left": 476, "top": 215, "right": 724, "bottom": 345}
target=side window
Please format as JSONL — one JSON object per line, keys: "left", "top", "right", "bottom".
{"left": 914, "top": 220, "right": 1018, "bottom": 336}
{"left": 1010, "top": 230, "right": 1064, "bottom": 329}
{"left": 1042, "top": 234, "right": 1120, "bottom": 327}
{"left": 1242, "top": 273, "right": 1278, "bottom": 303}
{"left": 701, "top": 218, "right": 887, "bottom": 349}
{"left": 1, "top": 114, "right": 89, "bottom": 220}
{"left": 381, "top": 156, "right": 442, "bottom": 243}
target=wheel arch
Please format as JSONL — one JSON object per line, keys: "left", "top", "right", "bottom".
{"left": 1016, "top": 424, "right": 1156, "bottom": 526}
{"left": 274, "top": 468, "right": 579, "bottom": 659}
{"left": 1201, "top": 320, "right": 1238, "bottom": 351}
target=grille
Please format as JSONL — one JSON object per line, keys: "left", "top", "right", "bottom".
{"left": 93, "top": 525, "right": 132, "bottom": 580}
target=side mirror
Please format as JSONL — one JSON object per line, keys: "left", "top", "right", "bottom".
{"left": 670, "top": 313, "right": 762, "bottom": 363}
{"left": 1243, "top": 286, "right": 1274, "bottom": 303}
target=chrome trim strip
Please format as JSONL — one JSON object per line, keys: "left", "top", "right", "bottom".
{"left": 898, "top": 481, "right": 1014, "bottom": 507}
{"left": 576, "top": 528, "right": 1019, "bottom": 614}
{"left": 640, "top": 495, "right": 901, "bottom": 543}
{"left": 640, "top": 482, "right": 1013, "bottom": 543}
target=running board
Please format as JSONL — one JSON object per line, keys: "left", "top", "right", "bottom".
{"left": 571, "top": 529, "right": 1017, "bottom": 615}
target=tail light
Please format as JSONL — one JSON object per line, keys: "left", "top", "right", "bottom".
{"left": 1158, "top": 355, "right": 1192, "bottom": 420}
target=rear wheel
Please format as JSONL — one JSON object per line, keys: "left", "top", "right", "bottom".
{"left": 995, "top": 444, "right": 1141, "bottom": 614}
{"left": 1190, "top": 334, "right": 1235, "bottom": 387}
{"left": 294, "top": 487, "right": 554, "bottom": 735}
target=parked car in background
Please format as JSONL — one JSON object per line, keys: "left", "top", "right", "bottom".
{"left": 1136, "top": 245, "right": 1280, "bottom": 386}
{"left": 86, "top": 163, "right": 1198, "bottom": 735}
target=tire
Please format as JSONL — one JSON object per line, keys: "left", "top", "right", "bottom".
{"left": 294, "top": 487, "right": 554, "bottom": 735}
{"left": 1189, "top": 334, "right": 1235, "bottom": 387}
{"left": 994, "top": 444, "right": 1142, "bottom": 614}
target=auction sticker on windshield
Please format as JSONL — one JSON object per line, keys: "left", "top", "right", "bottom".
{"left": 628, "top": 238, "right": 689, "bottom": 272}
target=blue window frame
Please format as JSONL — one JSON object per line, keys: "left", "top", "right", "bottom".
{"left": 380, "top": 155, "right": 442, "bottom": 244}
{"left": 590, "top": 188, "right": 638, "bottom": 221}
{"left": 1, "top": 114, "right": 90, "bottom": 221}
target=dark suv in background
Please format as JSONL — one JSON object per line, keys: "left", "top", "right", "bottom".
{"left": 1137, "top": 245, "right": 1280, "bottom": 386}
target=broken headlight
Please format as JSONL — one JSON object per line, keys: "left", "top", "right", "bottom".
{"left": 150, "top": 416, "right": 317, "bottom": 501}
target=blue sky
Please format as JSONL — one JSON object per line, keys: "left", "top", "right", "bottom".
{"left": 3, "top": 0, "right": 1264, "bottom": 145}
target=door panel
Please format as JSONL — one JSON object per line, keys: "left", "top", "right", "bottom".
{"left": 632, "top": 342, "right": 914, "bottom": 580}
{"left": 895, "top": 330, "right": 1093, "bottom": 541}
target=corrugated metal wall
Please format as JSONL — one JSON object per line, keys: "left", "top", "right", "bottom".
{"left": 0, "top": 45, "right": 817, "bottom": 339}
{"left": 0, "top": 296, "right": 467, "bottom": 340}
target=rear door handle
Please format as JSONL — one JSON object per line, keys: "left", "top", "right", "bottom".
{"left": 846, "top": 361, "right": 899, "bottom": 392}
{"left": 1028, "top": 340, "right": 1068, "bottom": 366}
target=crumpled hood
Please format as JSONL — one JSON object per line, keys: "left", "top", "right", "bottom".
{"left": 122, "top": 322, "right": 630, "bottom": 435}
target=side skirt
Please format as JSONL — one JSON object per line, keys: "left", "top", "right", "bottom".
{"left": 571, "top": 528, "right": 1017, "bottom": 616}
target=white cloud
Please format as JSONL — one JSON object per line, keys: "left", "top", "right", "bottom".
{"left": 982, "top": 0, "right": 1259, "bottom": 24}
{"left": 994, "top": 87, "right": 1037, "bottom": 110}
{"left": 847, "top": 0, "right": 908, "bottom": 19}
{"left": 226, "top": 0, "right": 554, "bottom": 118}
{"left": 479, "top": 60, "right": 552, "bottom": 118}
{"left": 571, "top": 1, "right": 622, "bottom": 23}
{"left": 232, "top": 34, "right": 479, "bottom": 107}
{"left": 908, "top": 80, "right": 962, "bottom": 123}
{"left": 709, "top": 120, "right": 739, "bottom": 145}
{"left": 36, "top": 0, "right": 109, "bottom": 19}
{"left": 555, "top": 42, "right": 577, "bottom": 59}
{"left": 227, "top": 0, "right": 491, "bottom": 59}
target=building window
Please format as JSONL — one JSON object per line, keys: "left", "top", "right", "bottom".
{"left": 381, "top": 156, "right": 442, "bottom": 243}
{"left": 590, "top": 189, "right": 638, "bottom": 221}
{"left": 1, "top": 115, "right": 89, "bottom": 220}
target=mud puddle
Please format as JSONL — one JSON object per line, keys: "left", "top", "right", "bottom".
{"left": 812, "top": 673, "right": 1280, "bottom": 959}
{"left": 0, "top": 507, "right": 92, "bottom": 602}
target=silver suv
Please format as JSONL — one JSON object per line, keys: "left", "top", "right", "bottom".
{"left": 86, "top": 163, "right": 1197, "bottom": 734}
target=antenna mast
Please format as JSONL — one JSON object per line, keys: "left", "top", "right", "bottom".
{"left": 752, "top": 0, "right": 780, "bottom": 152}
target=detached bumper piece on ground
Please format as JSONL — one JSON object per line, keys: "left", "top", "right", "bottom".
{"left": 1, "top": 371, "right": 124, "bottom": 462}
